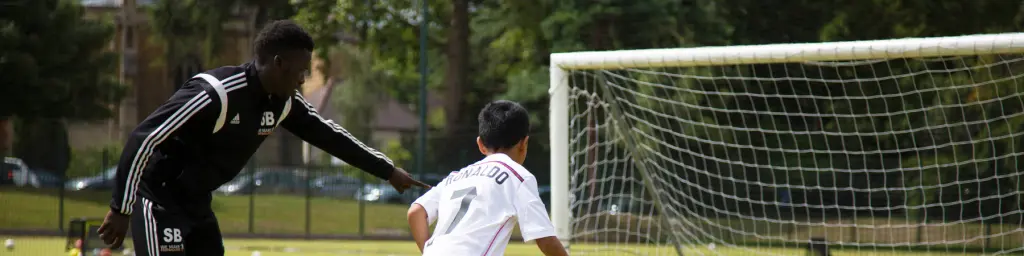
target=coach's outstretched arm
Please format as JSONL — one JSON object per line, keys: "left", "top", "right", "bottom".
{"left": 101, "top": 82, "right": 219, "bottom": 248}
{"left": 282, "top": 92, "right": 429, "bottom": 191}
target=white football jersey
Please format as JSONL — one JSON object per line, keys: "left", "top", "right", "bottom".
{"left": 412, "top": 153, "right": 556, "bottom": 256}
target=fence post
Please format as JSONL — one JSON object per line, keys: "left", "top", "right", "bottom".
{"left": 247, "top": 161, "right": 255, "bottom": 234}
{"left": 58, "top": 170, "right": 65, "bottom": 232}
{"left": 305, "top": 164, "right": 312, "bottom": 239}
{"left": 359, "top": 172, "right": 366, "bottom": 237}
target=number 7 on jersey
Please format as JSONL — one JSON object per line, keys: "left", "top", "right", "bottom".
{"left": 443, "top": 186, "right": 478, "bottom": 234}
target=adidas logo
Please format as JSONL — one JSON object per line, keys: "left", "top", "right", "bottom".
{"left": 230, "top": 114, "right": 240, "bottom": 124}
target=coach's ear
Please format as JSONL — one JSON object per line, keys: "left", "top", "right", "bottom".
{"left": 476, "top": 136, "right": 489, "bottom": 155}
{"left": 272, "top": 54, "right": 284, "bottom": 67}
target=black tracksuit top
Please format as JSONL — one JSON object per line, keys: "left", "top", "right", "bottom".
{"left": 109, "top": 61, "right": 394, "bottom": 217}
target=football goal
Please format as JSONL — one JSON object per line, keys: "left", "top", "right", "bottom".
{"left": 549, "top": 33, "right": 1024, "bottom": 255}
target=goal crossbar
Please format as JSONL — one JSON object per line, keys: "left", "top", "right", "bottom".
{"left": 550, "top": 33, "right": 1024, "bottom": 70}
{"left": 547, "top": 32, "right": 1024, "bottom": 252}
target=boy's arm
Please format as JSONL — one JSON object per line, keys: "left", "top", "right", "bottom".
{"left": 407, "top": 204, "right": 431, "bottom": 252}
{"left": 535, "top": 237, "right": 569, "bottom": 256}
{"left": 408, "top": 183, "right": 442, "bottom": 252}
{"left": 513, "top": 177, "right": 567, "bottom": 256}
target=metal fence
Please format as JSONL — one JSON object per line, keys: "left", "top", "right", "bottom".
{"left": 0, "top": 162, "right": 440, "bottom": 240}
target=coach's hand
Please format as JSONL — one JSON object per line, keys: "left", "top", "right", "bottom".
{"left": 389, "top": 167, "right": 431, "bottom": 193}
{"left": 97, "top": 210, "right": 130, "bottom": 249}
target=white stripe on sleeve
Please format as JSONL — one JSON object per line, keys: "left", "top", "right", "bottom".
{"left": 119, "top": 92, "right": 212, "bottom": 215}
{"left": 293, "top": 93, "right": 393, "bottom": 166}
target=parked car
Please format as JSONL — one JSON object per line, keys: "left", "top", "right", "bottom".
{"left": 311, "top": 174, "right": 364, "bottom": 199}
{"left": 0, "top": 157, "right": 66, "bottom": 188}
{"left": 65, "top": 167, "right": 117, "bottom": 191}
{"left": 354, "top": 173, "right": 447, "bottom": 204}
{"left": 1, "top": 157, "right": 28, "bottom": 186}
{"left": 216, "top": 167, "right": 309, "bottom": 196}
{"left": 3, "top": 157, "right": 41, "bottom": 187}
{"left": 1, "top": 160, "right": 17, "bottom": 186}
{"left": 27, "top": 168, "right": 64, "bottom": 188}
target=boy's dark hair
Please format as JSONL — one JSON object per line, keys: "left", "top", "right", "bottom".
{"left": 478, "top": 100, "right": 530, "bottom": 150}
{"left": 253, "top": 20, "right": 315, "bottom": 63}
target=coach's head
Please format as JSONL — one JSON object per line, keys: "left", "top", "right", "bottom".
{"left": 253, "top": 20, "right": 314, "bottom": 97}
{"left": 477, "top": 100, "right": 531, "bottom": 165}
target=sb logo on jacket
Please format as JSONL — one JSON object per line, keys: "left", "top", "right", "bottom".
{"left": 258, "top": 111, "right": 276, "bottom": 135}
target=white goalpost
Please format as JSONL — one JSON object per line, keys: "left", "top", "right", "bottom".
{"left": 550, "top": 33, "right": 1024, "bottom": 255}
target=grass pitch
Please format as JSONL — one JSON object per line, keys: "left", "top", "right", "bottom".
{"left": 0, "top": 188, "right": 1006, "bottom": 255}
{"left": 0, "top": 187, "right": 413, "bottom": 235}
{"left": 1, "top": 236, "right": 986, "bottom": 256}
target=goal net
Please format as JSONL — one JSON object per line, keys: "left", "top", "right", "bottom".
{"left": 549, "top": 33, "right": 1024, "bottom": 256}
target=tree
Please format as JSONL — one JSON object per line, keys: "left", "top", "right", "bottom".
{"left": 147, "top": 0, "right": 294, "bottom": 74}
{"left": 0, "top": 0, "right": 124, "bottom": 120}
{"left": 328, "top": 44, "right": 397, "bottom": 144}
{"left": 441, "top": 0, "right": 471, "bottom": 155}
{"left": 0, "top": 118, "right": 10, "bottom": 156}
{"left": 294, "top": 0, "right": 474, "bottom": 172}
{"left": 0, "top": 0, "right": 125, "bottom": 172}
{"left": 478, "top": 0, "right": 1024, "bottom": 221}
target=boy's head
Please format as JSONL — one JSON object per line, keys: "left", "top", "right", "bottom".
{"left": 476, "top": 100, "right": 530, "bottom": 164}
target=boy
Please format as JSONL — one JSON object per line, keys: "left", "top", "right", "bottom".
{"left": 407, "top": 100, "right": 568, "bottom": 256}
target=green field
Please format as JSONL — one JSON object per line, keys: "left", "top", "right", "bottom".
{"left": 1, "top": 236, "right": 988, "bottom": 256}
{"left": 0, "top": 187, "right": 413, "bottom": 235}
{"left": 0, "top": 188, "right": 1009, "bottom": 255}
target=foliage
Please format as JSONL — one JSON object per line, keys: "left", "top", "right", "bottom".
{"left": 11, "top": 118, "right": 69, "bottom": 174}
{"left": 67, "top": 143, "right": 122, "bottom": 178}
{"left": 0, "top": 118, "right": 11, "bottom": 156}
{"left": 0, "top": 0, "right": 126, "bottom": 174}
{"left": 0, "top": 0, "right": 125, "bottom": 120}
{"left": 294, "top": 0, "right": 449, "bottom": 105}
{"left": 328, "top": 44, "right": 394, "bottom": 142}
{"left": 147, "top": 0, "right": 294, "bottom": 69}
{"left": 266, "top": 0, "right": 1024, "bottom": 222}
{"left": 381, "top": 138, "right": 413, "bottom": 169}
{"left": 0, "top": 0, "right": 1018, "bottom": 241}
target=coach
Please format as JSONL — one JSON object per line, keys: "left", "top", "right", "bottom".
{"left": 97, "top": 20, "right": 429, "bottom": 256}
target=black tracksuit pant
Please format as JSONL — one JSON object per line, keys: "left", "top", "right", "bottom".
{"left": 130, "top": 195, "right": 223, "bottom": 256}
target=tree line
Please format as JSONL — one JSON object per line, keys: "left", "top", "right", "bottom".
{"left": 3, "top": 0, "right": 1024, "bottom": 222}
